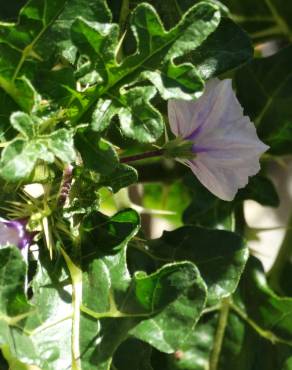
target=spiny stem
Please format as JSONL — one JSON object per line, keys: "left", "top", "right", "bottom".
{"left": 209, "top": 297, "right": 231, "bottom": 370}
{"left": 120, "top": 149, "right": 164, "bottom": 163}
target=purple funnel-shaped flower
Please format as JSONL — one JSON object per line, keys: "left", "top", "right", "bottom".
{"left": 0, "top": 218, "right": 34, "bottom": 249}
{"left": 168, "top": 78, "right": 269, "bottom": 201}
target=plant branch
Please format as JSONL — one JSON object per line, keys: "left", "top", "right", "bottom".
{"left": 230, "top": 302, "right": 292, "bottom": 346}
{"left": 80, "top": 304, "right": 152, "bottom": 320}
{"left": 173, "top": 0, "right": 183, "bottom": 17}
{"left": 120, "top": 149, "right": 164, "bottom": 163}
{"left": 251, "top": 25, "right": 282, "bottom": 39}
{"left": 61, "top": 248, "right": 82, "bottom": 370}
{"left": 208, "top": 205, "right": 245, "bottom": 370}
{"left": 209, "top": 297, "right": 231, "bottom": 370}
{"left": 264, "top": 0, "right": 292, "bottom": 41}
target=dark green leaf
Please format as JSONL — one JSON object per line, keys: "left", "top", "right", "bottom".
{"left": 236, "top": 45, "right": 292, "bottom": 155}
{"left": 145, "top": 226, "right": 248, "bottom": 304}
{"left": 127, "top": 2, "right": 252, "bottom": 80}
{"left": 237, "top": 175, "right": 279, "bottom": 207}
{"left": 0, "top": 247, "right": 54, "bottom": 369}
{"left": 188, "top": 17, "right": 253, "bottom": 79}
{"left": 221, "top": 0, "right": 292, "bottom": 40}
{"left": 75, "top": 129, "right": 119, "bottom": 175}
{"left": 162, "top": 257, "right": 292, "bottom": 370}
{"left": 236, "top": 257, "right": 292, "bottom": 343}
{"left": 183, "top": 175, "right": 234, "bottom": 228}
{"left": 91, "top": 87, "right": 164, "bottom": 143}
{"left": 80, "top": 209, "right": 206, "bottom": 367}
{"left": 99, "top": 163, "right": 138, "bottom": 193}
{"left": 113, "top": 338, "right": 153, "bottom": 370}
{"left": 71, "top": 2, "right": 221, "bottom": 142}
{"left": 183, "top": 174, "right": 279, "bottom": 227}
{"left": 128, "top": 0, "right": 227, "bottom": 29}
{"left": 36, "top": 0, "right": 112, "bottom": 63}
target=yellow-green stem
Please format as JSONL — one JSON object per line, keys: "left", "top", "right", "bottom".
{"left": 230, "top": 302, "right": 292, "bottom": 346}
{"left": 61, "top": 248, "right": 82, "bottom": 370}
{"left": 209, "top": 297, "right": 231, "bottom": 370}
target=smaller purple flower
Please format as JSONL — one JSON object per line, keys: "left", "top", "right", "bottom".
{"left": 168, "top": 78, "right": 269, "bottom": 201}
{"left": 0, "top": 218, "right": 34, "bottom": 249}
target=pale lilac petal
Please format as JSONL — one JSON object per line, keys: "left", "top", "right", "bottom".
{"left": 167, "top": 78, "right": 269, "bottom": 201}
{"left": 0, "top": 218, "right": 34, "bottom": 249}
{"left": 186, "top": 154, "right": 262, "bottom": 201}
{"left": 186, "top": 79, "right": 245, "bottom": 142}
{"left": 187, "top": 81, "right": 268, "bottom": 200}
{"left": 168, "top": 99, "right": 195, "bottom": 137}
{"left": 168, "top": 79, "right": 221, "bottom": 139}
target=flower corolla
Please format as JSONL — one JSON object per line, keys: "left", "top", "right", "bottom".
{"left": 0, "top": 218, "right": 34, "bottom": 249}
{"left": 167, "top": 78, "right": 269, "bottom": 201}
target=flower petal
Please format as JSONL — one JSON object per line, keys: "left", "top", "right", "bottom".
{"left": 186, "top": 153, "right": 262, "bottom": 201}
{"left": 168, "top": 79, "right": 222, "bottom": 139}
{"left": 0, "top": 218, "right": 33, "bottom": 249}
{"left": 168, "top": 78, "right": 269, "bottom": 200}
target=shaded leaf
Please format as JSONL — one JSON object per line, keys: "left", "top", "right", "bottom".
{"left": 113, "top": 338, "right": 153, "bottom": 370}
{"left": 236, "top": 45, "right": 292, "bottom": 155}
{"left": 79, "top": 210, "right": 207, "bottom": 367}
{"left": 221, "top": 0, "right": 292, "bottom": 41}
{"left": 36, "top": 0, "right": 112, "bottom": 63}
{"left": 188, "top": 17, "right": 253, "bottom": 79}
{"left": 183, "top": 174, "right": 279, "bottom": 227}
{"left": 144, "top": 226, "right": 248, "bottom": 304}
{"left": 75, "top": 129, "right": 119, "bottom": 175}
{"left": 99, "top": 163, "right": 138, "bottom": 193}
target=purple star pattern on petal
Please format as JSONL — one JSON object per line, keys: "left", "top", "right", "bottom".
{"left": 0, "top": 218, "right": 35, "bottom": 249}
{"left": 168, "top": 79, "right": 269, "bottom": 201}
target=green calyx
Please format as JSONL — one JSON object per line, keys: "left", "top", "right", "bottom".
{"left": 163, "top": 137, "right": 195, "bottom": 160}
